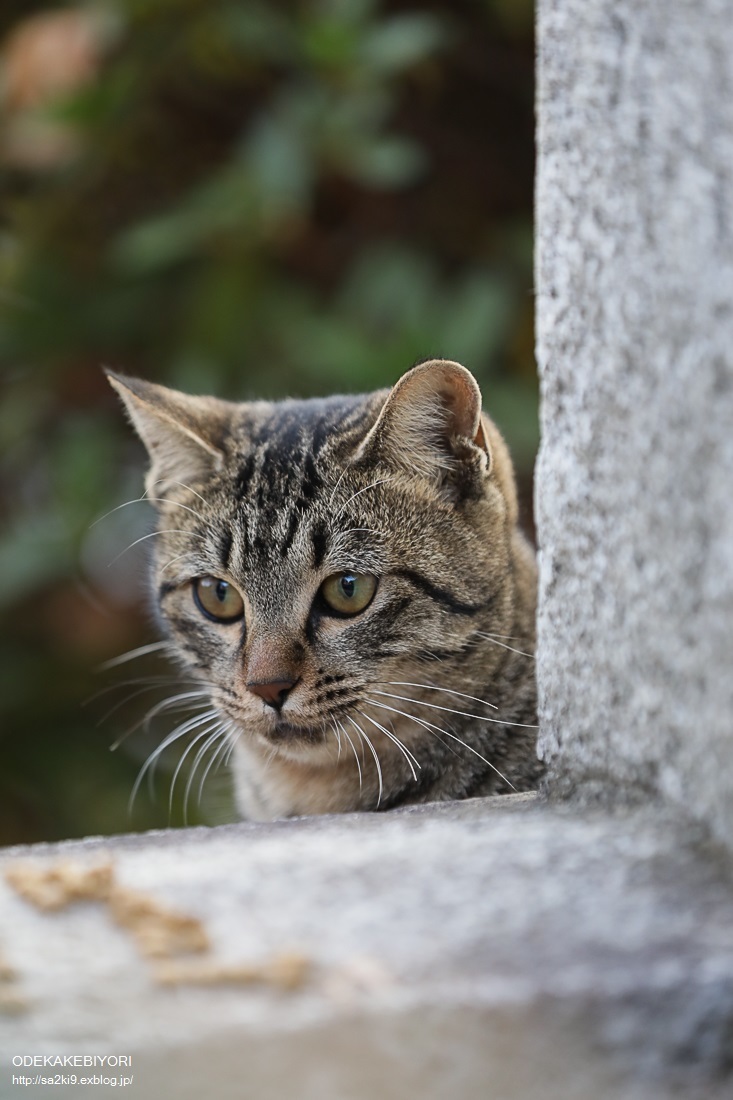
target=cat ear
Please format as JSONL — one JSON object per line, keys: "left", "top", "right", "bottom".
{"left": 357, "top": 359, "right": 492, "bottom": 495}
{"left": 106, "top": 371, "right": 231, "bottom": 496}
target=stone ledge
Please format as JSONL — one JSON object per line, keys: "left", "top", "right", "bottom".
{"left": 1, "top": 794, "right": 732, "bottom": 1099}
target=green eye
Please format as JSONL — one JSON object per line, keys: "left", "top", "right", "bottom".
{"left": 193, "top": 576, "right": 244, "bottom": 623}
{"left": 320, "top": 572, "right": 377, "bottom": 616}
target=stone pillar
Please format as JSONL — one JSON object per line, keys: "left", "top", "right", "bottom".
{"left": 535, "top": 0, "right": 733, "bottom": 848}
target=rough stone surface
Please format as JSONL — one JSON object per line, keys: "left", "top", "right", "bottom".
{"left": 1, "top": 797, "right": 732, "bottom": 1098}
{"left": 535, "top": 0, "right": 733, "bottom": 848}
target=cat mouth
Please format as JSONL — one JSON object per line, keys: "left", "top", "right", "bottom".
{"left": 268, "top": 720, "right": 326, "bottom": 745}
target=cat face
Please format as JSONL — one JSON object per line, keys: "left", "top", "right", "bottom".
{"left": 110, "top": 360, "right": 540, "bottom": 818}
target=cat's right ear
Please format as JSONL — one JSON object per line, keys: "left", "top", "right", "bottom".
{"left": 354, "top": 359, "right": 492, "bottom": 500}
{"left": 106, "top": 371, "right": 231, "bottom": 497}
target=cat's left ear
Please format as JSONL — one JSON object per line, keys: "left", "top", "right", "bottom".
{"left": 106, "top": 371, "right": 232, "bottom": 497}
{"left": 357, "top": 359, "right": 492, "bottom": 498}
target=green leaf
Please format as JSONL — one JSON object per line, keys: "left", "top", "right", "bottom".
{"left": 360, "top": 14, "right": 445, "bottom": 73}
{"left": 216, "top": 4, "right": 295, "bottom": 61}
{"left": 437, "top": 272, "right": 513, "bottom": 366}
{"left": 343, "top": 136, "right": 426, "bottom": 187}
{"left": 245, "top": 114, "right": 313, "bottom": 208}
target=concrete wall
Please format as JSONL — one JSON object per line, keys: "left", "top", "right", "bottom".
{"left": 2, "top": 800, "right": 733, "bottom": 1100}
{"left": 535, "top": 0, "right": 733, "bottom": 849}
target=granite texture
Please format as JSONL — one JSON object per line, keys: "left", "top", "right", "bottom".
{"left": 1, "top": 797, "right": 732, "bottom": 1099}
{"left": 535, "top": 0, "right": 733, "bottom": 848}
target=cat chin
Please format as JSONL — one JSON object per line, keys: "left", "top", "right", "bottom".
{"left": 215, "top": 701, "right": 329, "bottom": 754}
{"left": 270, "top": 722, "right": 327, "bottom": 747}
{"left": 251, "top": 723, "right": 332, "bottom": 762}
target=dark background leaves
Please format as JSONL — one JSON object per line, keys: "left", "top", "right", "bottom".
{"left": 0, "top": 0, "right": 535, "bottom": 845}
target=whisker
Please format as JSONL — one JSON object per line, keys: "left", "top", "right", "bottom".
{"left": 182, "top": 724, "right": 228, "bottom": 824}
{"left": 357, "top": 709, "right": 420, "bottom": 780}
{"left": 183, "top": 727, "right": 224, "bottom": 816}
{"left": 149, "top": 707, "right": 220, "bottom": 758}
{"left": 333, "top": 477, "right": 392, "bottom": 520}
{"left": 363, "top": 697, "right": 462, "bottom": 760}
{"left": 338, "top": 720, "right": 362, "bottom": 790}
{"left": 170, "top": 719, "right": 223, "bottom": 821}
{"left": 414, "top": 649, "right": 446, "bottom": 664}
{"left": 150, "top": 710, "right": 220, "bottom": 805}
{"left": 108, "top": 529, "right": 205, "bottom": 567}
{"left": 109, "top": 693, "right": 210, "bottom": 752}
{"left": 372, "top": 690, "right": 538, "bottom": 729}
{"left": 147, "top": 478, "right": 208, "bottom": 507}
{"left": 224, "top": 729, "right": 241, "bottom": 769}
{"left": 128, "top": 708, "right": 219, "bottom": 812}
{"left": 385, "top": 681, "right": 498, "bottom": 711}
{"left": 329, "top": 527, "right": 385, "bottom": 553}
{"left": 475, "top": 633, "right": 535, "bottom": 660}
{"left": 439, "top": 628, "right": 534, "bottom": 660}
{"left": 347, "top": 716, "right": 383, "bottom": 806}
{"left": 475, "top": 631, "right": 528, "bottom": 641}
{"left": 328, "top": 466, "right": 351, "bottom": 509}
{"left": 98, "top": 641, "right": 170, "bottom": 670}
{"left": 365, "top": 697, "right": 516, "bottom": 791}
{"left": 160, "top": 552, "right": 199, "bottom": 575}
{"left": 83, "top": 675, "right": 188, "bottom": 707}
{"left": 330, "top": 718, "right": 343, "bottom": 761}
{"left": 141, "top": 690, "right": 211, "bottom": 734}
{"left": 197, "top": 723, "right": 234, "bottom": 805}
{"left": 91, "top": 496, "right": 207, "bottom": 529}
{"left": 97, "top": 682, "right": 196, "bottom": 728}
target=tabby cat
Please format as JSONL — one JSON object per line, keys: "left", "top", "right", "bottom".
{"left": 108, "top": 359, "right": 542, "bottom": 820}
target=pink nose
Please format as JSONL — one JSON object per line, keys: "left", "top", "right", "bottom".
{"left": 246, "top": 679, "right": 296, "bottom": 710}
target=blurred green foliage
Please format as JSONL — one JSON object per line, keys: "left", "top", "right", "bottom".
{"left": 0, "top": 0, "right": 536, "bottom": 845}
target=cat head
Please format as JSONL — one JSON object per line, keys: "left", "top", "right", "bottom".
{"left": 108, "top": 360, "right": 528, "bottom": 811}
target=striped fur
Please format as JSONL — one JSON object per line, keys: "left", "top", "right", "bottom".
{"left": 109, "top": 360, "right": 542, "bottom": 820}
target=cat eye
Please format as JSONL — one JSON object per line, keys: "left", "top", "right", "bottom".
{"left": 193, "top": 576, "right": 245, "bottom": 623}
{"left": 320, "top": 572, "right": 377, "bottom": 616}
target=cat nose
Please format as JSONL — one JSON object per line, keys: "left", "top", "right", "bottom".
{"left": 246, "top": 678, "right": 296, "bottom": 710}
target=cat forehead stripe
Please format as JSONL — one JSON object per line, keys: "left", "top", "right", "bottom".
{"left": 218, "top": 529, "right": 233, "bottom": 570}
{"left": 224, "top": 407, "right": 379, "bottom": 568}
